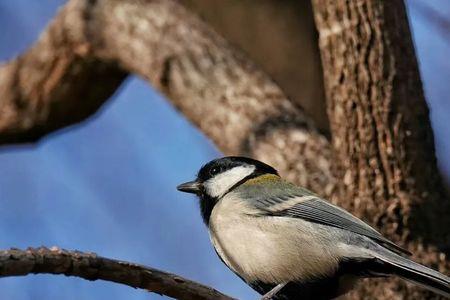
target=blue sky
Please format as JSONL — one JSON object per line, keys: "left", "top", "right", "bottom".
{"left": 0, "top": 1, "right": 449, "bottom": 299}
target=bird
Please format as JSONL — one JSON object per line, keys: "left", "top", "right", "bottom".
{"left": 177, "top": 156, "right": 450, "bottom": 299}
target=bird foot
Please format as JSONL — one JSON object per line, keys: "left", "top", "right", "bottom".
{"left": 260, "top": 283, "right": 286, "bottom": 300}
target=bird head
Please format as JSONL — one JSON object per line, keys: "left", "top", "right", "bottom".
{"left": 177, "top": 156, "right": 278, "bottom": 223}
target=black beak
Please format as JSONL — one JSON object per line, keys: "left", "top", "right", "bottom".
{"left": 177, "top": 180, "right": 202, "bottom": 194}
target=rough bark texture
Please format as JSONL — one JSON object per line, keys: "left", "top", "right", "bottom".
{"left": 181, "top": 0, "right": 329, "bottom": 132}
{"left": 0, "top": 247, "right": 234, "bottom": 300}
{"left": 311, "top": 1, "right": 450, "bottom": 299}
{"left": 0, "top": 48, "right": 126, "bottom": 144}
{"left": 0, "top": 0, "right": 335, "bottom": 196}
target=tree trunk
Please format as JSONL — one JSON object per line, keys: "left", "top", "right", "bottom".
{"left": 311, "top": 0, "right": 450, "bottom": 299}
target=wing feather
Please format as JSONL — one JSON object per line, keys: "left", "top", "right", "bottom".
{"left": 255, "top": 188, "right": 410, "bottom": 256}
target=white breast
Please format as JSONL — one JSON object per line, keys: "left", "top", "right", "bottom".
{"left": 209, "top": 193, "right": 342, "bottom": 284}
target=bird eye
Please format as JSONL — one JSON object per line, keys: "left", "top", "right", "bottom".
{"left": 210, "top": 166, "right": 220, "bottom": 176}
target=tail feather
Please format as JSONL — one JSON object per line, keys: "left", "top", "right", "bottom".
{"left": 372, "top": 248, "right": 450, "bottom": 298}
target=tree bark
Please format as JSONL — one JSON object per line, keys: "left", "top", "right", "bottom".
{"left": 0, "top": 0, "right": 334, "bottom": 196}
{"left": 181, "top": 0, "right": 329, "bottom": 132}
{"left": 0, "top": 247, "right": 234, "bottom": 300}
{"left": 311, "top": 1, "right": 450, "bottom": 299}
{"left": 0, "top": 45, "right": 126, "bottom": 144}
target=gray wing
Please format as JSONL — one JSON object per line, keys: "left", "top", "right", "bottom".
{"left": 254, "top": 187, "right": 411, "bottom": 256}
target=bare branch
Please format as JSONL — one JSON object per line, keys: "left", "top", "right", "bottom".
{"left": 0, "top": 0, "right": 335, "bottom": 196}
{"left": 0, "top": 247, "right": 235, "bottom": 300}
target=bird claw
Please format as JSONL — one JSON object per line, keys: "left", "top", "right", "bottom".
{"left": 259, "top": 283, "right": 286, "bottom": 300}
{"left": 260, "top": 294, "right": 275, "bottom": 300}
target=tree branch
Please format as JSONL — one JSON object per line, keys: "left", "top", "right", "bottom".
{"left": 181, "top": 0, "right": 328, "bottom": 132}
{"left": 0, "top": 0, "right": 335, "bottom": 196}
{"left": 0, "top": 247, "right": 234, "bottom": 300}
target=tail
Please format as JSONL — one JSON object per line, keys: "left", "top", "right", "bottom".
{"left": 372, "top": 247, "right": 450, "bottom": 298}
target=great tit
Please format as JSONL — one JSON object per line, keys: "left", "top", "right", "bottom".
{"left": 177, "top": 156, "right": 450, "bottom": 299}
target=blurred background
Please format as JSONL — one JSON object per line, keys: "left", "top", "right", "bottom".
{"left": 0, "top": 1, "right": 449, "bottom": 299}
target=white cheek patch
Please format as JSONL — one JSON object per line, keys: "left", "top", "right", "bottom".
{"left": 204, "top": 165, "right": 256, "bottom": 198}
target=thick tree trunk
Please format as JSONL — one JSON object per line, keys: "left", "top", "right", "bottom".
{"left": 311, "top": 0, "right": 450, "bottom": 299}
